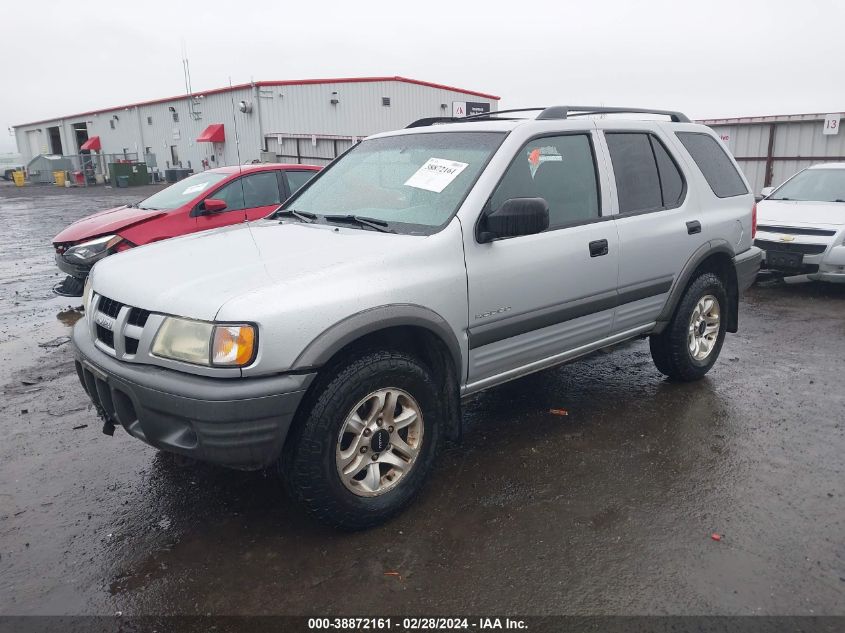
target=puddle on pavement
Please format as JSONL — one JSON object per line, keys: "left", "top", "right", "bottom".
{"left": 56, "top": 307, "right": 83, "bottom": 327}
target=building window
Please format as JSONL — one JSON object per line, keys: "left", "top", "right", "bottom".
{"left": 382, "top": 97, "right": 391, "bottom": 107}
{"left": 147, "top": 116, "right": 153, "bottom": 126}
{"left": 171, "top": 111, "right": 179, "bottom": 123}
{"left": 109, "top": 119, "right": 115, "bottom": 129}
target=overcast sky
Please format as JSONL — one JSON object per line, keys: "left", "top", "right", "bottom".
{"left": 2, "top": 0, "right": 843, "bottom": 153}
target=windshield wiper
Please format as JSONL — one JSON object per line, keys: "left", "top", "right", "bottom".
{"left": 276, "top": 208, "right": 317, "bottom": 223}
{"left": 323, "top": 214, "right": 394, "bottom": 233}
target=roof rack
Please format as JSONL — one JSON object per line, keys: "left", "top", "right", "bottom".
{"left": 406, "top": 105, "right": 690, "bottom": 128}
{"left": 405, "top": 108, "right": 546, "bottom": 128}
{"left": 538, "top": 106, "right": 690, "bottom": 123}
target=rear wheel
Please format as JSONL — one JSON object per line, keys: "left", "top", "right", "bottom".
{"left": 282, "top": 349, "right": 441, "bottom": 530}
{"left": 650, "top": 272, "right": 728, "bottom": 381}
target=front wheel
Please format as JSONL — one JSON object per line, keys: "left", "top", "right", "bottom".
{"left": 649, "top": 272, "right": 728, "bottom": 382}
{"left": 281, "top": 349, "right": 441, "bottom": 530}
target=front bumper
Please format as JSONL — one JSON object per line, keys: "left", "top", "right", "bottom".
{"left": 55, "top": 251, "right": 94, "bottom": 280}
{"left": 734, "top": 246, "right": 763, "bottom": 291}
{"left": 72, "top": 321, "right": 315, "bottom": 470}
{"left": 755, "top": 237, "right": 845, "bottom": 281}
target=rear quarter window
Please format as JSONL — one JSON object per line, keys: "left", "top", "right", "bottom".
{"left": 676, "top": 132, "right": 748, "bottom": 198}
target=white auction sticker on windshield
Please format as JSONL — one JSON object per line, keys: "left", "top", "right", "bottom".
{"left": 182, "top": 182, "right": 210, "bottom": 195}
{"left": 404, "top": 158, "right": 469, "bottom": 193}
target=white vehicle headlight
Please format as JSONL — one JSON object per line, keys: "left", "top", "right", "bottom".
{"left": 82, "top": 277, "right": 93, "bottom": 313}
{"left": 65, "top": 234, "right": 122, "bottom": 263}
{"left": 152, "top": 317, "right": 256, "bottom": 367}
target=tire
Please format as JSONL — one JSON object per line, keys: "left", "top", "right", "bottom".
{"left": 281, "top": 349, "right": 441, "bottom": 530}
{"left": 649, "top": 272, "right": 728, "bottom": 382}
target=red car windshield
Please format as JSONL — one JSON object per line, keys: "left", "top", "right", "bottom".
{"left": 138, "top": 172, "right": 229, "bottom": 210}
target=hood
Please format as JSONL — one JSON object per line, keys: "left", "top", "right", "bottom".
{"left": 757, "top": 200, "right": 845, "bottom": 227}
{"left": 53, "top": 205, "right": 166, "bottom": 244}
{"left": 90, "top": 219, "right": 427, "bottom": 321}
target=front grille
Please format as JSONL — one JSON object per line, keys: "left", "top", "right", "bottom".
{"left": 125, "top": 337, "right": 139, "bottom": 355}
{"left": 127, "top": 308, "right": 150, "bottom": 327}
{"left": 96, "top": 324, "right": 115, "bottom": 348}
{"left": 757, "top": 224, "right": 836, "bottom": 237}
{"left": 94, "top": 294, "right": 150, "bottom": 356}
{"left": 754, "top": 239, "right": 827, "bottom": 255}
{"left": 98, "top": 296, "right": 123, "bottom": 318}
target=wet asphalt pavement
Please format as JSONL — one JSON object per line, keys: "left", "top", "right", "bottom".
{"left": 0, "top": 182, "right": 843, "bottom": 617}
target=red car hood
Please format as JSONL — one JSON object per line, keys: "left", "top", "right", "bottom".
{"left": 53, "top": 205, "right": 166, "bottom": 244}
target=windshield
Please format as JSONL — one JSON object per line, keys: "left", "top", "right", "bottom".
{"left": 283, "top": 132, "right": 505, "bottom": 233}
{"left": 138, "top": 171, "right": 229, "bottom": 210}
{"left": 770, "top": 168, "right": 845, "bottom": 203}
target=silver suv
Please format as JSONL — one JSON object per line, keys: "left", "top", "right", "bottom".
{"left": 72, "top": 106, "right": 762, "bottom": 529}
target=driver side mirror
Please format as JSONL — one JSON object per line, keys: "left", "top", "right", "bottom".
{"left": 202, "top": 198, "right": 227, "bottom": 214}
{"left": 478, "top": 197, "right": 550, "bottom": 243}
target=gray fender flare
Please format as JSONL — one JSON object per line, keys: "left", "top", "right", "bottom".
{"left": 652, "top": 239, "right": 738, "bottom": 334}
{"left": 291, "top": 304, "right": 463, "bottom": 375}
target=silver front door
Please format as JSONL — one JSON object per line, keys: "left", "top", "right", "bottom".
{"left": 463, "top": 132, "right": 620, "bottom": 387}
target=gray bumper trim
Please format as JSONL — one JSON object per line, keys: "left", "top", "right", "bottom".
{"left": 55, "top": 252, "right": 93, "bottom": 280}
{"left": 72, "top": 322, "right": 315, "bottom": 470}
{"left": 735, "top": 246, "right": 763, "bottom": 291}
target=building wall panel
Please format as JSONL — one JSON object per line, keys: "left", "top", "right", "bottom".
{"left": 13, "top": 80, "right": 497, "bottom": 177}
{"left": 706, "top": 115, "right": 845, "bottom": 193}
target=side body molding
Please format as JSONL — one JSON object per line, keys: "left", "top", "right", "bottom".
{"left": 653, "top": 239, "right": 738, "bottom": 334}
{"left": 291, "top": 304, "right": 463, "bottom": 374}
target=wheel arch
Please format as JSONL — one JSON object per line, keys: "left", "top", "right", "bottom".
{"left": 292, "top": 304, "right": 462, "bottom": 373}
{"left": 290, "top": 304, "right": 464, "bottom": 441}
{"left": 654, "top": 240, "right": 740, "bottom": 334}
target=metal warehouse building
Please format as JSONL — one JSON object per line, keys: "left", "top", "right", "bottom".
{"left": 700, "top": 112, "right": 843, "bottom": 194}
{"left": 13, "top": 76, "right": 499, "bottom": 179}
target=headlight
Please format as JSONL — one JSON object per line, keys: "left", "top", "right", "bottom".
{"left": 65, "top": 234, "right": 122, "bottom": 263}
{"left": 82, "top": 277, "right": 92, "bottom": 312}
{"left": 152, "top": 317, "right": 256, "bottom": 367}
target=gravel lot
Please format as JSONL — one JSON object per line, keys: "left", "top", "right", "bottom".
{"left": 0, "top": 182, "right": 843, "bottom": 616}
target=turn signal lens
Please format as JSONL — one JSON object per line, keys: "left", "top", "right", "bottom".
{"left": 212, "top": 325, "right": 256, "bottom": 367}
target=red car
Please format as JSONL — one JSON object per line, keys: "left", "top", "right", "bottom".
{"left": 52, "top": 164, "right": 320, "bottom": 296}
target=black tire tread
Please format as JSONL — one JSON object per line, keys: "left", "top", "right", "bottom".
{"left": 649, "top": 272, "right": 727, "bottom": 382}
{"left": 281, "top": 349, "right": 439, "bottom": 530}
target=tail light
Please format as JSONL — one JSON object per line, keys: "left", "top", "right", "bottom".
{"left": 751, "top": 203, "right": 757, "bottom": 239}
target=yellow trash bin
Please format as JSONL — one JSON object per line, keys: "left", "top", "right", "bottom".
{"left": 12, "top": 171, "right": 25, "bottom": 187}
{"left": 53, "top": 171, "right": 66, "bottom": 187}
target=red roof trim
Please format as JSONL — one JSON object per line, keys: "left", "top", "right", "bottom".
{"left": 196, "top": 123, "right": 225, "bottom": 143}
{"left": 13, "top": 76, "right": 500, "bottom": 127}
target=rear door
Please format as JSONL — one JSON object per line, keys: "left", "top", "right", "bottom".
{"left": 596, "top": 124, "right": 706, "bottom": 332}
{"left": 464, "top": 131, "right": 620, "bottom": 387}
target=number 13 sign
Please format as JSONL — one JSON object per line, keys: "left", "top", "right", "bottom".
{"left": 823, "top": 114, "right": 840, "bottom": 136}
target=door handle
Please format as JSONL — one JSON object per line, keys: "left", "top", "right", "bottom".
{"left": 686, "top": 220, "right": 702, "bottom": 235}
{"left": 589, "top": 239, "right": 609, "bottom": 257}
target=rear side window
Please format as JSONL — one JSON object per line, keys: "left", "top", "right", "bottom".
{"left": 606, "top": 132, "right": 685, "bottom": 214}
{"left": 676, "top": 132, "right": 748, "bottom": 198}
